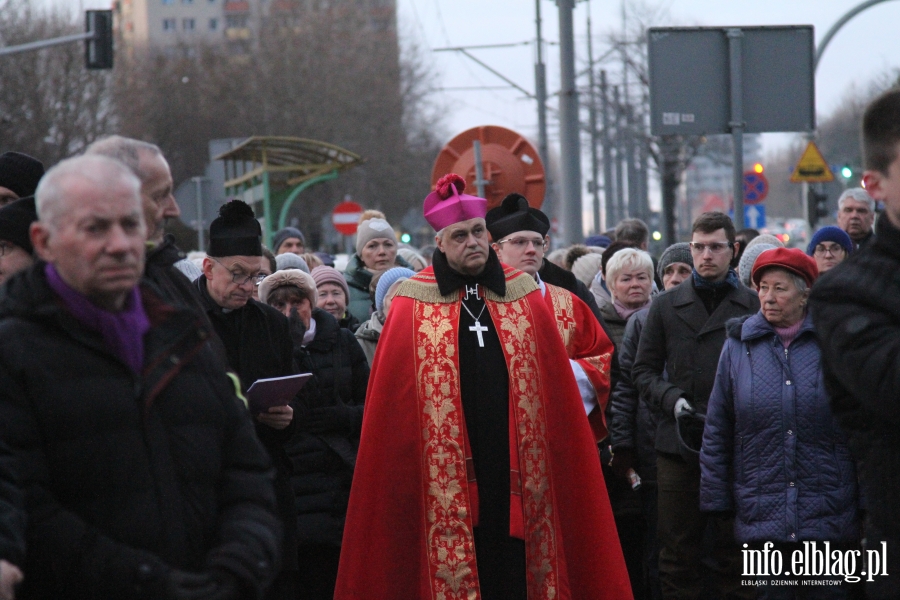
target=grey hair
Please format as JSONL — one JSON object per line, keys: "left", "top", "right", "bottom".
{"left": 756, "top": 266, "right": 809, "bottom": 294}
{"left": 36, "top": 155, "right": 141, "bottom": 230}
{"left": 837, "top": 188, "right": 875, "bottom": 212}
{"left": 604, "top": 248, "right": 654, "bottom": 293}
{"left": 84, "top": 135, "right": 162, "bottom": 183}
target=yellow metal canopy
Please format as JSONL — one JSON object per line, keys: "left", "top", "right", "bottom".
{"left": 215, "top": 136, "right": 362, "bottom": 189}
{"left": 214, "top": 136, "right": 363, "bottom": 244}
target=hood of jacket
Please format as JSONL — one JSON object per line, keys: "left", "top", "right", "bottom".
{"left": 355, "top": 312, "right": 384, "bottom": 342}
{"left": 726, "top": 310, "right": 817, "bottom": 343}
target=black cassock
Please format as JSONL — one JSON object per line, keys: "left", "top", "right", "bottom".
{"left": 432, "top": 249, "right": 527, "bottom": 600}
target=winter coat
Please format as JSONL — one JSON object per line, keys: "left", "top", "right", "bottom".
{"left": 0, "top": 264, "right": 279, "bottom": 599}
{"left": 700, "top": 312, "right": 860, "bottom": 544}
{"left": 339, "top": 311, "right": 361, "bottom": 334}
{"left": 354, "top": 310, "right": 384, "bottom": 367}
{"left": 608, "top": 308, "right": 659, "bottom": 483}
{"left": 632, "top": 277, "right": 759, "bottom": 455}
{"left": 196, "top": 274, "right": 299, "bottom": 572}
{"left": 810, "top": 215, "right": 900, "bottom": 543}
{"left": 288, "top": 308, "right": 370, "bottom": 547}
{"left": 343, "top": 253, "right": 413, "bottom": 324}
{"left": 0, "top": 440, "right": 23, "bottom": 566}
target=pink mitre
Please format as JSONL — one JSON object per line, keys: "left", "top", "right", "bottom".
{"left": 423, "top": 173, "right": 487, "bottom": 231}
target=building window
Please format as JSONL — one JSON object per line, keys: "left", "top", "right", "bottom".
{"left": 209, "top": 18, "right": 218, "bottom": 30}
{"left": 163, "top": 18, "right": 176, "bottom": 31}
{"left": 183, "top": 18, "right": 196, "bottom": 31}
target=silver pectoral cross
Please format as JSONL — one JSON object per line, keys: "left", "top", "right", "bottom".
{"left": 469, "top": 320, "right": 488, "bottom": 347}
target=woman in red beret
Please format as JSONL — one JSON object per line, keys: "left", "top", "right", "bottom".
{"left": 699, "top": 247, "right": 862, "bottom": 594}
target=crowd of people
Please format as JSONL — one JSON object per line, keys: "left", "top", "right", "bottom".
{"left": 0, "top": 89, "right": 897, "bottom": 600}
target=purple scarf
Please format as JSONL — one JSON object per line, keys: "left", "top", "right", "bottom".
{"left": 614, "top": 297, "right": 650, "bottom": 321}
{"left": 45, "top": 264, "right": 150, "bottom": 374}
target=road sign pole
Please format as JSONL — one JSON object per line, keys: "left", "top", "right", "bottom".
{"left": 728, "top": 28, "right": 745, "bottom": 230}
{"left": 473, "top": 140, "right": 487, "bottom": 199}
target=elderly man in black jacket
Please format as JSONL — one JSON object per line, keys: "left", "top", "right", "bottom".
{"left": 632, "top": 212, "right": 758, "bottom": 600}
{"left": 0, "top": 155, "right": 280, "bottom": 599}
{"left": 196, "top": 200, "right": 299, "bottom": 599}
{"left": 811, "top": 88, "right": 900, "bottom": 599}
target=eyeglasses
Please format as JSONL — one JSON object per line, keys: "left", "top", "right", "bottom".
{"left": 813, "top": 244, "right": 846, "bottom": 257}
{"left": 211, "top": 257, "right": 267, "bottom": 286}
{"left": 689, "top": 242, "right": 732, "bottom": 255}
{"left": 496, "top": 236, "right": 547, "bottom": 250}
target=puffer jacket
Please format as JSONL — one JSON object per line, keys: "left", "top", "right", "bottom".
{"left": 700, "top": 312, "right": 860, "bottom": 544}
{"left": 343, "top": 253, "right": 413, "bottom": 324}
{"left": 287, "top": 308, "right": 370, "bottom": 547}
{"left": 0, "top": 263, "right": 280, "bottom": 599}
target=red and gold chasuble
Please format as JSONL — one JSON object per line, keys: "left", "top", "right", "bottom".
{"left": 543, "top": 283, "right": 615, "bottom": 442}
{"left": 335, "top": 265, "right": 632, "bottom": 600}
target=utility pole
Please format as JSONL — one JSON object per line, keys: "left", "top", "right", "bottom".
{"left": 613, "top": 85, "right": 626, "bottom": 222}
{"left": 586, "top": 16, "right": 602, "bottom": 234}
{"left": 600, "top": 70, "right": 615, "bottom": 230}
{"left": 557, "top": 0, "right": 583, "bottom": 244}
{"left": 534, "top": 0, "right": 550, "bottom": 205}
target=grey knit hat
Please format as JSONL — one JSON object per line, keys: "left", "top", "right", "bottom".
{"left": 355, "top": 218, "right": 395, "bottom": 256}
{"left": 745, "top": 234, "right": 783, "bottom": 251}
{"left": 572, "top": 252, "right": 604, "bottom": 287}
{"left": 275, "top": 252, "right": 309, "bottom": 273}
{"left": 271, "top": 227, "right": 305, "bottom": 255}
{"left": 738, "top": 243, "right": 777, "bottom": 288}
{"left": 657, "top": 242, "right": 693, "bottom": 281}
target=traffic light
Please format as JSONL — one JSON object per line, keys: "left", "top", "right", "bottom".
{"left": 85, "top": 10, "right": 113, "bottom": 70}
{"left": 807, "top": 189, "right": 829, "bottom": 227}
{"left": 753, "top": 162, "right": 764, "bottom": 174}
{"left": 840, "top": 165, "right": 853, "bottom": 180}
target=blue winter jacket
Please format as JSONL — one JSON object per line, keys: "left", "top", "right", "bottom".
{"left": 699, "top": 311, "right": 860, "bottom": 544}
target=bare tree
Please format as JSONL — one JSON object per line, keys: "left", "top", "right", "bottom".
{"left": 0, "top": 0, "right": 113, "bottom": 165}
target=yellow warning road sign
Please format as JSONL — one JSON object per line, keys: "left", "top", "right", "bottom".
{"left": 790, "top": 141, "right": 834, "bottom": 183}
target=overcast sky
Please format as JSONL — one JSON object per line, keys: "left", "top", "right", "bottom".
{"left": 72, "top": 0, "right": 900, "bottom": 225}
{"left": 396, "top": 0, "right": 900, "bottom": 152}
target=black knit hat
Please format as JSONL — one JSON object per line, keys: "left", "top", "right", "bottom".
{"left": 485, "top": 193, "right": 550, "bottom": 241}
{"left": 0, "top": 197, "right": 37, "bottom": 254}
{"left": 0, "top": 152, "right": 45, "bottom": 199}
{"left": 207, "top": 200, "right": 262, "bottom": 257}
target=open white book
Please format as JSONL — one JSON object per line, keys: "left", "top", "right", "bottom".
{"left": 247, "top": 373, "right": 312, "bottom": 415}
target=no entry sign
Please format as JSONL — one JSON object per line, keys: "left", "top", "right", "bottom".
{"left": 332, "top": 201, "right": 363, "bottom": 236}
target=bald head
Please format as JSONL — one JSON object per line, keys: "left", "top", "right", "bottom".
{"left": 36, "top": 155, "right": 142, "bottom": 232}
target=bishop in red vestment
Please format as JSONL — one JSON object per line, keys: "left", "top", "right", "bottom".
{"left": 335, "top": 175, "right": 631, "bottom": 600}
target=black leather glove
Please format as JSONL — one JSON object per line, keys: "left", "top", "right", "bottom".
{"left": 610, "top": 447, "right": 637, "bottom": 480}
{"left": 165, "top": 569, "right": 241, "bottom": 600}
{"left": 288, "top": 307, "right": 308, "bottom": 347}
{"left": 300, "top": 403, "right": 357, "bottom": 435}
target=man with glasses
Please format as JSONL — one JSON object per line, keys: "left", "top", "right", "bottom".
{"left": 487, "top": 193, "right": 615, "bottom": 444}
{"left": 198, "top": 200, "right": 300, "bottom": 599}
{"left": 806, "top": 225, "right": 853, "bottom": 274}
{"left": 633, "top": 211, "right": 758, "bottom": 600}
{"left": 836, "top": 187, "right": 877, "bottom": 250}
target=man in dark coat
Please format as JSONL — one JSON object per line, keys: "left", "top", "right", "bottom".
{"left": 196, "top": 200, "right": 298, "bottom": 599}
{"left": 84, "top": 137, "right": 203, "bottom": 317}
{"left": 810, "top": 87, "right": 900, "bottom": 599}
{"left": 0, "top": 155, "right": 280, "bottom": 599}
{"left": 632, "top": 211, "right": 758, "bottom": 600}
{"left": 0, "top": 440, "right": 24, "bottom": 599}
